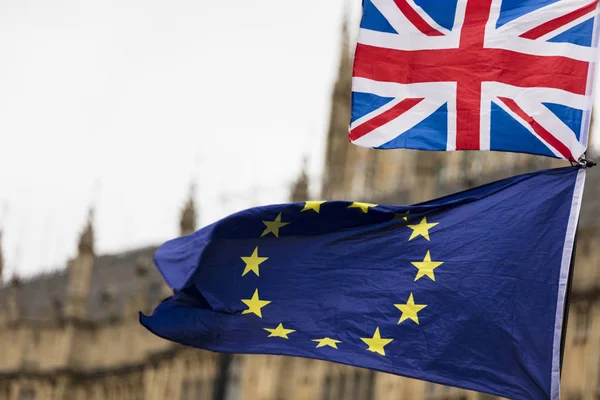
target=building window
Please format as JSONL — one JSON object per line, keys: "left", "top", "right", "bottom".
{"left": 364, "top": 155, "right": 378, "bottom": 193}
{"left": 302, "top": 359, "right": 312, "bottom": 384}
{"left": 366, "top": 370, "right": 377, "bottom": 399}
{"left": 338, "top": 374, "right": 347, "bottom": 400}
{"left": 597, "top": 358, "right": 600, "bottom": 398}
{"left": 321, "top": 375, "right": 333, "bottom": 400}
{"left": 565, "top": 390, "right": 583, "bottom": 400}
{"left": 148, "top": 282, "right": 160, "bottom": 296}
{"left": 437, "top": 166, "right": 448, "bottom": 184}
{"left": 351, "top": 168, "right": 365, "bottom": 199}
{"left": 596, "top": 360, "right": 600, "bottom": 399}
{"left": 426, "top": 382, "right": 436, "bottom": 394}
{"left": 19, "top": 389, "right": 35, "bottom": 400}
{"left": 425, "top": 382, "right": 452, "bottom": 399}
{"left": 180, "top": 379, "right": 203, "bottom": 400}
{"left": 194, "top": 380, "right": 203, "bottom": 399}
{"left": 224, "top": 356, "right": 242, "bottom": 400}
{"left": 180, "top": 380, "right": 189, "bottom": 400}
{"left": 574, "top": 304, "right": 591, "bottom": 345}
{"left": 352, "top": 371, "right": 362, "bottom": 400}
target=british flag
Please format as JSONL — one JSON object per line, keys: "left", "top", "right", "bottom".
{"left": 350, "top": 0, "right": 600, "bottom": 160}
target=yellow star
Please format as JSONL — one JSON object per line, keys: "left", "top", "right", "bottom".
{"left": 360, "top": 327, "right": 393, "bottom": 356}
{"left": 261, "top": 213, "right": 290, "bottom": 238}
{"left": 411, "top": 251, "right": 444, "bottom": 282}
{"left": 241, "top": 289, "right": 271, "bottom": 318}
{"left": 241, "top": 247, "right": 268, "bottom": 277}
{"left": 312, "top": 337, "right": 342, "bottom": 349}
{"left": 301, "top": 201, "right": 326, "bottom": 213}
{"left": 393, "top": 211, "right": 410, "bottom": 221}
{"left": 407, "top": 217, "right": 439, "bottom": 241}
{"left": 264, "top": 323, "right": 295, "bottom": 339}
{"left": 348, "top": 202, "right": 378, "bottom": 213}
{"left": 395, "top": 293, "right": 427, "bottom": 325}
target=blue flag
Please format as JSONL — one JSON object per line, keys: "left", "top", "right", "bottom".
{"left": 141, "top": 166, "right": 585, "bottom": 400}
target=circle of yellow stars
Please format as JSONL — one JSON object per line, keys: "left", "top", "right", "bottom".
{"left": 237, "top": 200, "right": 441, "bottom": 357}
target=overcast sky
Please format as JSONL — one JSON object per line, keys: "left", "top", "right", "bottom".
{"left": 0, "top": 0, "right": 360, "bottom": 278}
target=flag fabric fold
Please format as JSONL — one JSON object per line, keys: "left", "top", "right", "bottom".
{"left": 141, "top": 166, "right": 585, "bottom": 400}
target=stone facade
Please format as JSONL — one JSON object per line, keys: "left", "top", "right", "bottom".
{"left": 0, "top": 16, "right": 599, "bottom": 400}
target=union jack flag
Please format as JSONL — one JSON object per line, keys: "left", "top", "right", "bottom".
{"left": 350, "top": 0, "right": 600, "bottom": 160}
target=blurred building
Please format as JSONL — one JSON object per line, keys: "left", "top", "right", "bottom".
{"left": 0, "top": 185, "right": 378, "bottom": 400}
{"left": 0, "top": 194, "right": 223, "bottom": 400}
{"left": 0, "top": 186, "right": 381, "bottom": 400}
{"left": 1, "top": 15, "right": 599, "bottom": 400}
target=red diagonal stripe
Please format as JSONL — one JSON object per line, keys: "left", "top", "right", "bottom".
{"left": 349, "top": 98, "right": 425, "bottom": 142}
{"left": 394, "top": 0, "right": 445, "bottom": 36}
{"left": 520, "top": 0, "right": 599, "bottom": 40}
{"left": 498, "top": 97, "right": 574, "bottom": 160}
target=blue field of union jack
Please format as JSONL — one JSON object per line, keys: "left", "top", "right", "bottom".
{"left": 350, "top": 0, "right": 600, "bottom": 160}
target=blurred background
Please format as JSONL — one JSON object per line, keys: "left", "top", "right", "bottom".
{"left": 0, "top": 1, "right": 598, "bottom": 399}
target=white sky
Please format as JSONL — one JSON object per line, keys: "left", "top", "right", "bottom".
{"left": 0, "top": 1, "right": 598, "bottom": 279}
{"left": 0, "top": 0, "right": 358, "bottom": 278}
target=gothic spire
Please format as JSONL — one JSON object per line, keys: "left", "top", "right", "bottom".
{"left": 341, "top": 0, "right": 350, "bottom": 52}
{"left": 78, "top": 208, "right": 94, "bottom": 254}
{"left": 290, "top": 157, "right": 310, "bottom": 202}
{"left": 7, "top": 272, "right": 21, "bottom": 321}
{"left": 336, "top": 3, "right": 352, "bottom": 95}
{"left": 0, "top": 229, "right": 4, "bottom": 285}
{"left": 66, "top": 207, "right": 96, "bottom": 319}
{"left": 321, "top": 6, "right": 354, "bottom": 199}
{"left": 180, "top": 183, "right": 197, "bottom": 236}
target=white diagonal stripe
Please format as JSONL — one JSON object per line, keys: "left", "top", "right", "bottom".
{"left": 371, "top": 0, "right": 426, "bottom": 35}
{"left": 406, "top": 0, "right": 452, "bottom": 35}
{"left": 485, "top": 82, "right": 589, "bottom": 159}
{"left": 491, "top": 97, "right": 563, "bottom": 158}
{"left": 350, "top": 79, "right": 455, "bottom": 148}
{"left": 515, "top": 98, "right": 588, "bottom": 158}
{"left": 496, "top": 0, "right": 595, "bottom": 37}
{"left": 536, "top": 13, "right": 598, "bottom": 41}
{"left": 351, "top": 95, "right": 450, "bottom": 148}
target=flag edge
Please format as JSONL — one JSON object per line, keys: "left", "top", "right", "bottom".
{"left": 551, "top": 168, "right": 587, "bottom": 400}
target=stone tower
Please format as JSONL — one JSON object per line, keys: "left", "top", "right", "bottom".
{"left": 321, "top": 10, "right": 353, "bottom": 200}
{"left": 180, "top": 184, "right": 197, "bottom": 236}
{"left": 290, "top": 157, "right": 310, "bottom": 202}
{"left": 7, "top": 275, "right": 21, "bottom": 321}
{"left": 0, "top": 230, "right": 3, "bottom": 286}
{"left": 134, "top": 255, "right": 151, "bottom": 315}
{"left": 587, "top": 110, "right": 596, "bottom": 157}
{"left": 64, "top": 208, "right": 95, "bottom": 319}
{"left": 318, "top": 7, "right": 424, "bottom": 203}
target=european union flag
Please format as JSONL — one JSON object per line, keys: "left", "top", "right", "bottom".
{"left": 141, "top": 166, "right": 585, "bottom": 400}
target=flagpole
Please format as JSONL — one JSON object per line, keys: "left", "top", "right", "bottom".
{"left": 559, "top": 157, "right": 595, "bottom": 375}
{"left": 559, "top": 229, "right": 577, "bottom": 376}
